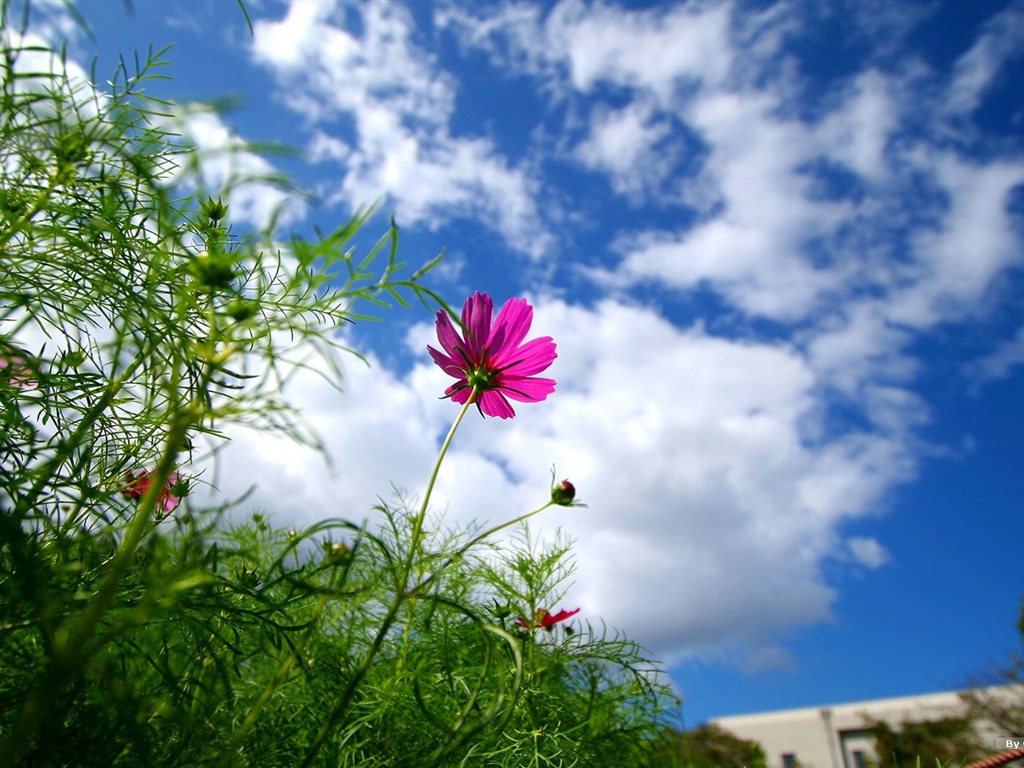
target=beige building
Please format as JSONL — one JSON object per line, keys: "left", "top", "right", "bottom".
{"left": 712, "top": 687, "right": 1021, "bottom": 768}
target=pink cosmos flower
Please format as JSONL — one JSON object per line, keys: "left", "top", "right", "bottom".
{"left": 515, "top": 607, "right": 580, "bottom": 630}
{"left": 121, "top": 470, "right": 182, "bottom": 516}
{"left": 0, "top": 344, "right": 37, "bottom": 388}
{"left": 427, "top": 292, "right": 556, "bottom": 419}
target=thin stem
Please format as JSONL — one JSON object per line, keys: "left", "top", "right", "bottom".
{"left": 0, "top": 259, "right": 215, "bottom": 766}
{"left": 298, "top": 392, "right": 476, "bottom": 767}
{"left": 412, "top": 500, "right": 555, "bottom": 598}
{"left": 220, "top": 562, "right": 348, "bottom": 764}
{"left": 0, "top": 405, "right": 189, "bottom": 768}
{"left": 404, "top": 392, "right": 476, "bottom": 583}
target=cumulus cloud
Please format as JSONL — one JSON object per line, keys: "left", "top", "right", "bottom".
{"left": 249, "top": 0, "right": 551, "bottom": 258}
{"left": 202, "top": 296, "right": 919, "bottom": 666}
{"left": 574, "top": 99, "right": 680, "bottom": 202}
{"left": 443, "top": 0, "right": 1024, "bottom": 332}
{"left": 170, "top": 107, "right": 308, "bottom": 231}
{"left": 191, "top": 0, "right": 1024, "bottom": 672}
{"left": 497, "top": 0, "right": 740, "bottom": 99}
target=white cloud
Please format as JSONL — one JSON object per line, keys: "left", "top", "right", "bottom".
{"left": 542, "top": 0, "right": 738, "bottom": 99}
{"left": 946, "top": 1, "right": 1024, "bottom": 116}
{"left": 169, "top": 107, "right": 307, "bottom": 231}
{"left": 613, "top": 86, "right": 854, "bottom": 320}
{"left": 574, "top": 99, "right": 677, "bottom": 201}
{"left": 967, "top": 325, "right": 1024, "bottom": 385}
{"left": 817, "top": 69, "right": 900, "bottom": 181}
{"left": 307, "top": 130, "right": 351, "bottom": 164}
{"left": 847, "top": 536, "right": 891, "bottom": 570}
{"left": 201, "top": 297, "right": 921, "bottom": 665}
{"left": 802, "top": 300, "right": 921, "bottom": 401}
{"left": 897, "top": 154, "right": 1024, "bottom": 326}
{"left": 250, "top": 0, "right": 551, "bottom": 258}
{"left": 444, "top": 0, "right": 1024, "bottom": 343}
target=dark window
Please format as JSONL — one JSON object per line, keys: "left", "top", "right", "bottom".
{"left": 782, "top": 753, "right": 798, "bottom": 768}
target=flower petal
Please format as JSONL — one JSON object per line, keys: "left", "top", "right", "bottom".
{"left": 477, "top": 390, "right": 515, "bottom": 419}
{"left": 427, "top": 344, "right": 464, "bottom": 379}
{"left": 488, "top": 297, "right": 532, "bottom": 361}
{"left": 501, "top": 336, "right": 556, "bottom": 376}
{"left": 433, "top": 309, "right": 463, "bottom": 361}
{"left": 497, "top": 375, "right": 556, "bottom": 403}
{"left": 446, "top": 381, "right": 473, "bottom": 404}
{"left": 461, "top": 291, "right": 492, "bottom": 359}
{"left": 546, "top": 607, "right": 580, "bottom": 625}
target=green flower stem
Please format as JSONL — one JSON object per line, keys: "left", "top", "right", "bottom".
{"left": 221, "top": 562, "right": 349, "bottom": 764}
{"left": 299, "top": 391, "right": 477, "bottom": 768}
{"left": 406, "top": 392, "right": 476, "bottom": 575}
{"left": 412, "top": 499, "right": 556, "bottom": 597}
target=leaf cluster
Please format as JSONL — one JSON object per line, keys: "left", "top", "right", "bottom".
{"left": 643, "top": 723, "right": 768, "bottom": 768}
{"left": 0, "top": 14, "right": 445, "bottom": 765}
{"left": 866, "top": 717, "right": 980, "bottom": 768}
{"left": 960, "top": 598, "right": 1024, "bottom": 751}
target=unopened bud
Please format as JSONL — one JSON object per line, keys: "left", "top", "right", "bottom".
{"left": 551, "top": 479, "right": 576, "bottom": 506}
{"left": 239, "top": 566, "right": 260, "bottom": 588}
{"left": 169, "top": 476, "right": 191, "bottom": 498}
{"left": 190, "top": 250, "right": 236, "bottom": 290}
{"left": 325, "top": 540, "right": 351, "bottom": 566}
{"left": 201, "top": 196, "right": 228, "bottom": 223}
{"left": 225, "top": 298, "right": 259, "bottom": 322}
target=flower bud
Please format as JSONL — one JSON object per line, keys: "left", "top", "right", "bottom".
{"left": 551, "top": 479, "right": 576, "bottom": 506}
{"left": 238, "top": 566, "right": 260, "bottom": 588}
{"left": 225, "top": 298, "right": 259, "bottom": 322}
{"left": 169, "top": 476, "right": 191, "bottom": 498}
{"left": 324, "top": 540, "right": 351, "bottom": 566}
{"left": 189, "top": 250, "right": 236, "bottom": 290}
{"left": 201, "top": 196, "right": 228, "bottom": 223}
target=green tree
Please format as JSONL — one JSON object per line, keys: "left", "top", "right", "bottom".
{"left": 645, "top": 723, "right": 768, "bottom": 768}
{"left": 960, "top": 598, "right": 1024, "bottom": 751}
{"left": 866, "top": 716, "right": 980, "bottom": 768}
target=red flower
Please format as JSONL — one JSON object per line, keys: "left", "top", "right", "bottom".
{"left": 515, "top": 607, "right": 580, "bottom": 630}
{"left": 427, "top": 291, "right": 556, "bottom": 419}
{"left": 121, "top": 470, "right": 182, "bottom": 515}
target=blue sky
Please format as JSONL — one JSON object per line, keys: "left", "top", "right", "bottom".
{"left": 28, "top": 0, "right": 1024, "bottom": 725}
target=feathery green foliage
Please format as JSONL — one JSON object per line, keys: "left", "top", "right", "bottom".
{"left": 0, "top": 5, "right": 675, "bottom": 767}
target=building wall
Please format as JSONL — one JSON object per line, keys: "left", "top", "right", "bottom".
{"left": 711, "top": 687, "right": 1021, "bottom": 768}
